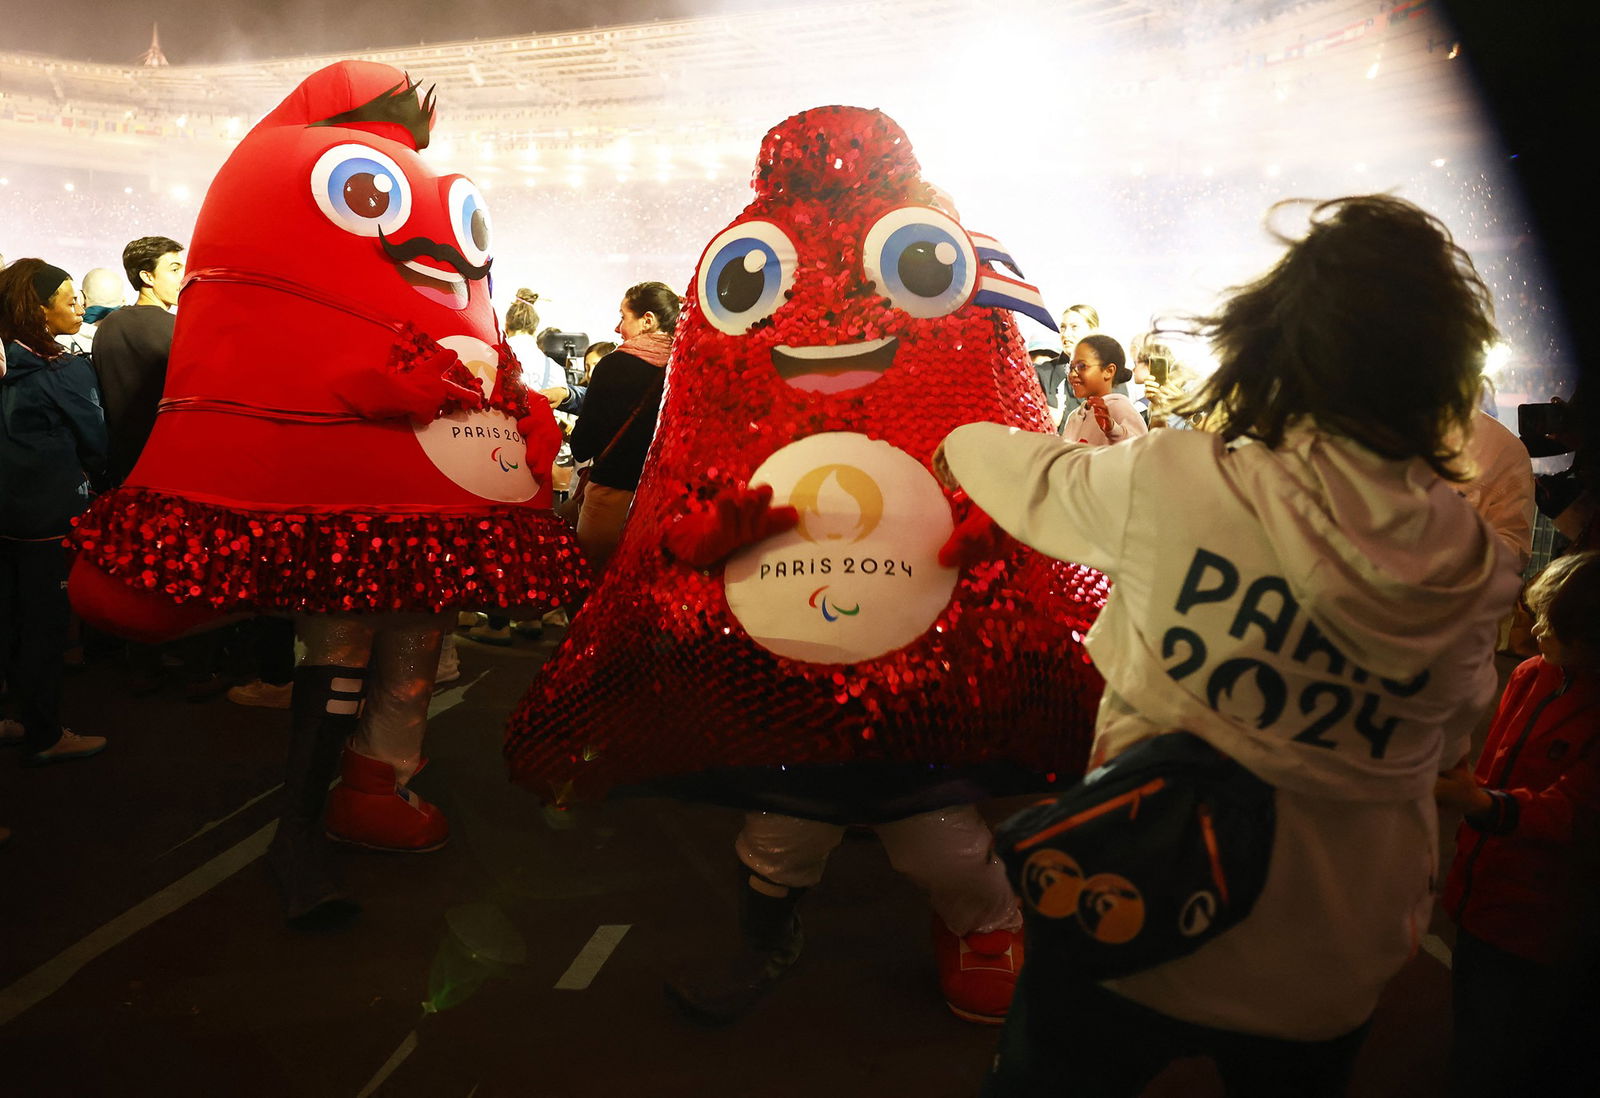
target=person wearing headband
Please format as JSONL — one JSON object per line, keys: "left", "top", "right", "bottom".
{"left": 0, "top": 259, "right": 109, "bottom": 765}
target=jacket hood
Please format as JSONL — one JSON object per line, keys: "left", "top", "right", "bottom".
{"left": 0, "top": 341, "right": 54, "bottom": 384}
{"left": 1227, "top": 424, "right": 1520, "bottom": 678}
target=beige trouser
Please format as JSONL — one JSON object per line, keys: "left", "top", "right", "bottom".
{"left": 575, "top": 482, "right": 635, "bottom": 574}
{"left": 734, "top": 805, "right": 1022, "bottom": 936}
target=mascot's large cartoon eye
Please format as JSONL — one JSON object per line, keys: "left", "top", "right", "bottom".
{"left": 695, "top": 220, "right": 797, "bottom": 335}
{"left": 310, "top": 143, "right": 413, "bottom": 238}
{"left": 862, "top": 205, "right": 977, "bottom": 319}
{"left": 447, "top": 177, "right": 492, "bottom": 268}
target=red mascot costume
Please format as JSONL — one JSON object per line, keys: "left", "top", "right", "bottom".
{"left": 71, "top": 61, "right": 587, "bottom": 925}
{"left": 503, "top": 106, "right": 1106, "bottom": 1022}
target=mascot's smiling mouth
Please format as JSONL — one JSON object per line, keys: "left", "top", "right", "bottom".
{"left": 771, "top": 337, "right": 898, "bottom": 394}
{"left": 399, "top": 259, "right": 468, "bottom": 310}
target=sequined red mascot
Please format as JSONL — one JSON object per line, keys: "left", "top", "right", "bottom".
{"left": 505, "top": 107, "right": 1106, "bottom": 1022}
{"left": 70, "top": 60, "right": 587, "bottom": 924}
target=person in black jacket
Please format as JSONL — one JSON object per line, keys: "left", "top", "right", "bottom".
{"left": 0, "top": 259, "right": 109, "bottom": 765}
{"left": 567, "top": 281, "right": 679, "bottom": 573}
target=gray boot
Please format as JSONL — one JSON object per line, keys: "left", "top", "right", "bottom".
{"left": 265, "top": 664, "right": 364, "bottom": 928}
{"left": 664, "top": 869, "right": 806, "bottom": 1025}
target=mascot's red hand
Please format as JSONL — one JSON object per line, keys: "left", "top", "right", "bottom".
{"left": 518, "top": 405, "right": 563, "bottom": 478}
{"left": 334, "top": 347, "right": 481, "bottom": 423}
{"left": 664, "top": 483, "right": 799, "bottom": 570}
{"left": 939, "top": 491, "right": 1012, "bottom": 569}
{"left": 1086, "top": 395, "right": 1114, "bottom": 437}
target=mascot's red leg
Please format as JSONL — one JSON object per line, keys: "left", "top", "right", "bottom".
{"left": 323, "top": 616, "right": 450, "bottom": 853}
{"left": 68, "top": 558, "right": 232, "bottom": 644}
{"left": 876, "top": 807, "right": 1024, "bottom": 1025}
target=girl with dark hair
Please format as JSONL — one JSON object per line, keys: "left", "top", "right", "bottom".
{"left": 938, "top": 195, "right": 1520, "bottom": 1095}
{"left": 1059, "top": 334, "right": 1147, "bottom": 445}
{"left": 566, "top": 281, "right": 679, "bottom": 573}
{"left": 0, "top": 260, "right": 108, "bottom": 764}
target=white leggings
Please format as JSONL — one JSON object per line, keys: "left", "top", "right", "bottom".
{"left": 734, "top": 805, "right": 1021, "bottom": 936}
{"left": 295, "top": 612, "right": 451, "bottom": 784}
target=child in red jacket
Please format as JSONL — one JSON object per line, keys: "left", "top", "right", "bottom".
{"left": 1437, "top": 549, "right": 1600, "bottom": 1097}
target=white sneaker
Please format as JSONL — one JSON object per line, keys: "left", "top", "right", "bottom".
{"left": 226, "top": 680, "right": 294, "bottom": 709}
{"left": 460, "top": 623, "right": 513, "bottom": 647}
{"left": 0, "top": 717, "right": 23, "bottom": 746}
{"left": 25, "top": 729, "right": 107, "bottom": 766}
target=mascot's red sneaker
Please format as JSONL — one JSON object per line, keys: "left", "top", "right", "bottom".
{"left": 324, "top": 747, "right": 449, "bottom": 853}
{"left": 932, "top": 917, "right": 1023, "bottom": 1024}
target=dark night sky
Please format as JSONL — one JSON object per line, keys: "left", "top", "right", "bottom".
{"left": 4, "top": 0, "right": 794, "bottom": 65}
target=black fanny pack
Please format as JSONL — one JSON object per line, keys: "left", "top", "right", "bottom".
{"left": 994, "top": 731, "right": 1276, "bottom": 981}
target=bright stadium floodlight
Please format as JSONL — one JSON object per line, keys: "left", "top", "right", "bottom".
{"left": 64, "top": 182, "right": 75, "bottom": 192}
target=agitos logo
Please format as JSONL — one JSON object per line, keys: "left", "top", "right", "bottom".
{"left": 790, "top": 464, "right": 882, "bottom": 545}
{"left": 489, "top": 446, "right": 519, "bottom": 473}
{"left": 808, "top": 585, "right": 860, "bottom": 622}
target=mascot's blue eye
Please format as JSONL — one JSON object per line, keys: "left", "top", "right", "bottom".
{"left": 695, "top": 220, "right": 797, "bottom": 335}
{"left": 862, "top": 206, "right": 977, "bottom": 319}
{"left": 448, "top": 176, "right": 492, "bottom": 268}
{"left": 310, "top": 143, "right": 413, "bottom": 238}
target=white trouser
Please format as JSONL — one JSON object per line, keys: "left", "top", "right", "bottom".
{"left": 295, "top": 612, "right": 450, "bottom": 784}
{"left": 734, "top": 805, "right": 1021, "bottom": 936}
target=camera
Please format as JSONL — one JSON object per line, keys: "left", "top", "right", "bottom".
{"left": 537, "top": 329, "right": 589, "bottom": 363}
{"left": 1517, "top": 400, "right": 1575, "bottom": 458}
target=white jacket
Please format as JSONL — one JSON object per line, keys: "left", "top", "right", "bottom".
{"left": 1461, "top": 409, "right": 1535, "bottom": 573}
{"left": 942, "top": 421, "right": 1521, "bottom": 1037}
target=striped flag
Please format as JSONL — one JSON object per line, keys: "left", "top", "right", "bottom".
{"left": 968, "top": 231, "right": 1025, "bottom": 278}
{"left": 968, "top": 229, "right": 1055, "bottom": 329}
{"left": 973, "top": 264, "right": 1056, "bottom": 332}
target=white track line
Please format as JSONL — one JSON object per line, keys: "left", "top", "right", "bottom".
{"left": 2, "top": 669, "right": 486, "bottom": 1030}
{"left": 429, "top": 670, "right": 489, "bottom": 718}
{"left": 554, "top": 925, "right": 631, "bottom": 990}
{"left": 1419, "top": 933, "right": 1453, "bottom": 969}
{"left": 355, "top": 1029, "right": 418, "bottom": 1098}
{"left": 0, "top": 820, "right": 276, "bottom": 1027}
{"left": 157, "top": 783, "right": 284, "bottom": 860}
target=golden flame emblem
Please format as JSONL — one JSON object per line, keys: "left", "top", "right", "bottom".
{"left": 789, "top": 464, "right": 884, "bottom": 545}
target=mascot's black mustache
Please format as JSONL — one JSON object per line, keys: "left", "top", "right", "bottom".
{"left": 380, "top": 231, "right": 491, "bottom": 281}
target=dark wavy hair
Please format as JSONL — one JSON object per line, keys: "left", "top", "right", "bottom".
{"left": 623, "top": 281, "right": 681, "bottom": 334}
{"left": 122, "top": 235, "right": 183, "bottom": 293}
{"left": 1075, "top": 333, "right": 1130, "bottom": 385}
{"left": 0, "top": 257, "right": 65, "bottom": 360}
{"left": 1177, "top": 195, "right": 1495, "bottom": 481}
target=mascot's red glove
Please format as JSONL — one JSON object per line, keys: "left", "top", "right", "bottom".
{"left": 1085, "top": 395, "right": 1114, "bottom": 437}
{"left": 518, "top": 405, "right": 564, "bottom": 481}
{"left": 333, "top": 347, "right": 483, "bottom": 423}
{"left": 938, "top": 490, "right": 1012, "bottom": 569}
{"left": 664, "top": 483, "right": 799, "bottom": 570}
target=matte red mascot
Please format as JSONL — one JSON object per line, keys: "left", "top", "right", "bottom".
{"left": 504, "top": 106, "right": 1106, "bottom": 1023}
{"left": 72, "top": 61, "right": 587, "bottom": 925}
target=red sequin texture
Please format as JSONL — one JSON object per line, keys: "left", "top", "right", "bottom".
{"left": 71, "top": 488, "right": 588, "bottom": 616}
{"left": 504, "top": 106, "right": 1108, "bottom": 805}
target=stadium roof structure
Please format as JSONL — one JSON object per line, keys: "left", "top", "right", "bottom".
{"left": 2, "top": 1, "right": 1143, "bottom": 118}
{"left": 0, "top": 0, "right": 1479, "bottom": 183}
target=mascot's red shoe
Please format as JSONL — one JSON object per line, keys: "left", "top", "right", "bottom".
{"left": 932, "top": 918, "right": 1023, "bottom": 1025}
{"left": 324, "top": 747, "right": 449, "bottom": 853}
